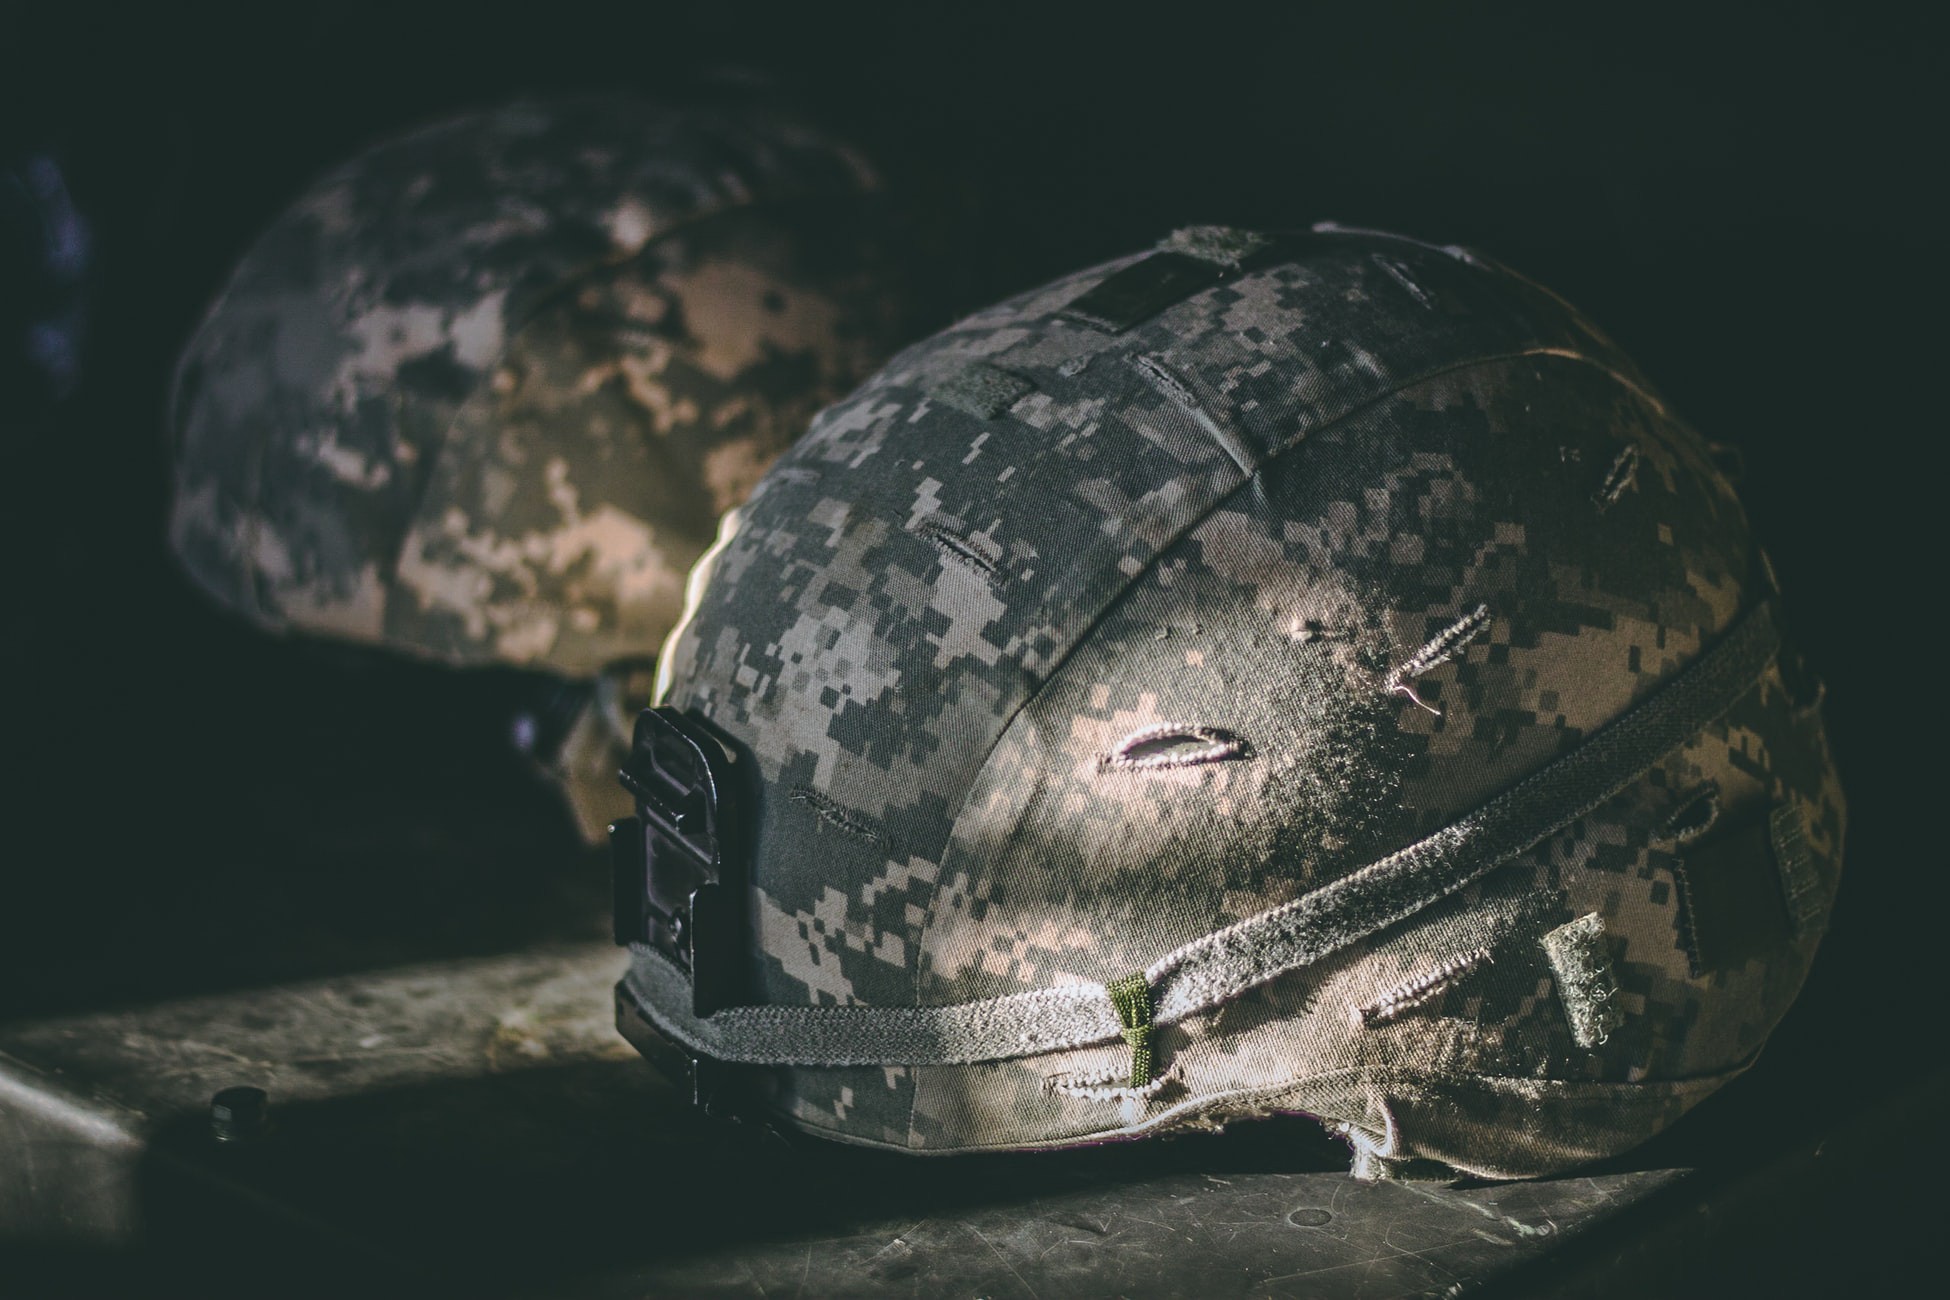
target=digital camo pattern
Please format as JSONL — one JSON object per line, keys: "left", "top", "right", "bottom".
{"left": 645, "top": 228, "right": 1845, "bottom": 1174}
{"left": 168, "top": 93, "right": 907, "bottom": 676}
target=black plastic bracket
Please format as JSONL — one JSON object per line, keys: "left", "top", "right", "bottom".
{"left": 613, "top": 984, "right": 748, "bottom": 1121}
{"left": 610, "top": 707, "right": 749, "bottom": 1017}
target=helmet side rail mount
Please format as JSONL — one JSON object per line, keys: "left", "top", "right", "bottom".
{"left": 611, "top": 707, "right": 751, "bottom": 1018}
{"left": 612, "top": 596, "right": 1783, "bottom": 1118}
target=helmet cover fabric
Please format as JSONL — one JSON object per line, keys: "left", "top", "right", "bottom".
{"left": 627, "top": 226, "right": 1844, "bottom": 1176}
{"left": 168, "top": 92, "right": 908, "bottom": 677}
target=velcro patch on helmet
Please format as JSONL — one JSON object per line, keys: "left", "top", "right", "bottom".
{"left": 1771, "top": 803, "right": 1826, "bottom": 938}
{"left": 1056, "top": 252, "right": 1227, "bottom": 334}
{"left": 1541, "top": 914, "right": 1625, "bottom": 1049}
{"left": 1157, "top": 225, "right": 1270, "bottom": 269}
{"left": 1672, "top": 809, "right": 1794, "bottom": 976}
{"left": 928, "top": 362, "right": 1035, "bottom": 419}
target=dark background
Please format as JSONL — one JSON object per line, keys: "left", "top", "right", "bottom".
{"left": 4, "top": 3, "right": 1945, "bottom": 1294}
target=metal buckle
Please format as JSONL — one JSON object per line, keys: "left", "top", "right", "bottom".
{"left": 609, "top": 707, "right": 750, "bottom": 1018}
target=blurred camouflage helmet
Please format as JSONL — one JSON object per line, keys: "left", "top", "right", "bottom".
{"left": 613, "top": 224, "right": 1844, "bottom": 1179}
{"left": 166, "top": 92, "right": 911, "bottom": 836}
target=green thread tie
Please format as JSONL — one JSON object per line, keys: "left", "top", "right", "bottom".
{"left": 1106, "top": 972, "right": 1154, "bottom": 1088}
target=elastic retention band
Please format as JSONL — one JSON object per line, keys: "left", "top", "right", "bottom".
{"left": 1106, "top": 973, "right": 1155, "bottom": 1087}
{"left": 621, "top": 601, "right": 1781, "bottom": 1068}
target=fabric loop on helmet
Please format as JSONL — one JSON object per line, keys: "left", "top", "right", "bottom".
{"left": 621, "top": 599, "right": 1781, "bottom": 1068}
{"left": 1106, "top": 972, "right": 1156, "bottom": 1088}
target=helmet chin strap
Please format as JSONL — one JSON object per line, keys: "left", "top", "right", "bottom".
{"left": 621, "top": 599, "right": 1782, "bottom": 1070}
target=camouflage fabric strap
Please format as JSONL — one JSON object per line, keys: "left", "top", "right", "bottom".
{"left": 622, "top": 600, "right": 1781, "bottom": 1067}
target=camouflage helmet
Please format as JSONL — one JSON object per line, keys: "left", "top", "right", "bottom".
{"left": 613, "top": 224, "right": 1844, "bottom": 1179}
{"left": 166, "top": 93, "right": 910, "bottom": 838}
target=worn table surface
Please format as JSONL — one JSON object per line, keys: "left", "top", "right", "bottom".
{"left": 3, "top": 941, "right": 1696, "bottom": 1298}
{"left": 7, "top": 928, "right": 1941, "bottom": 1298}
